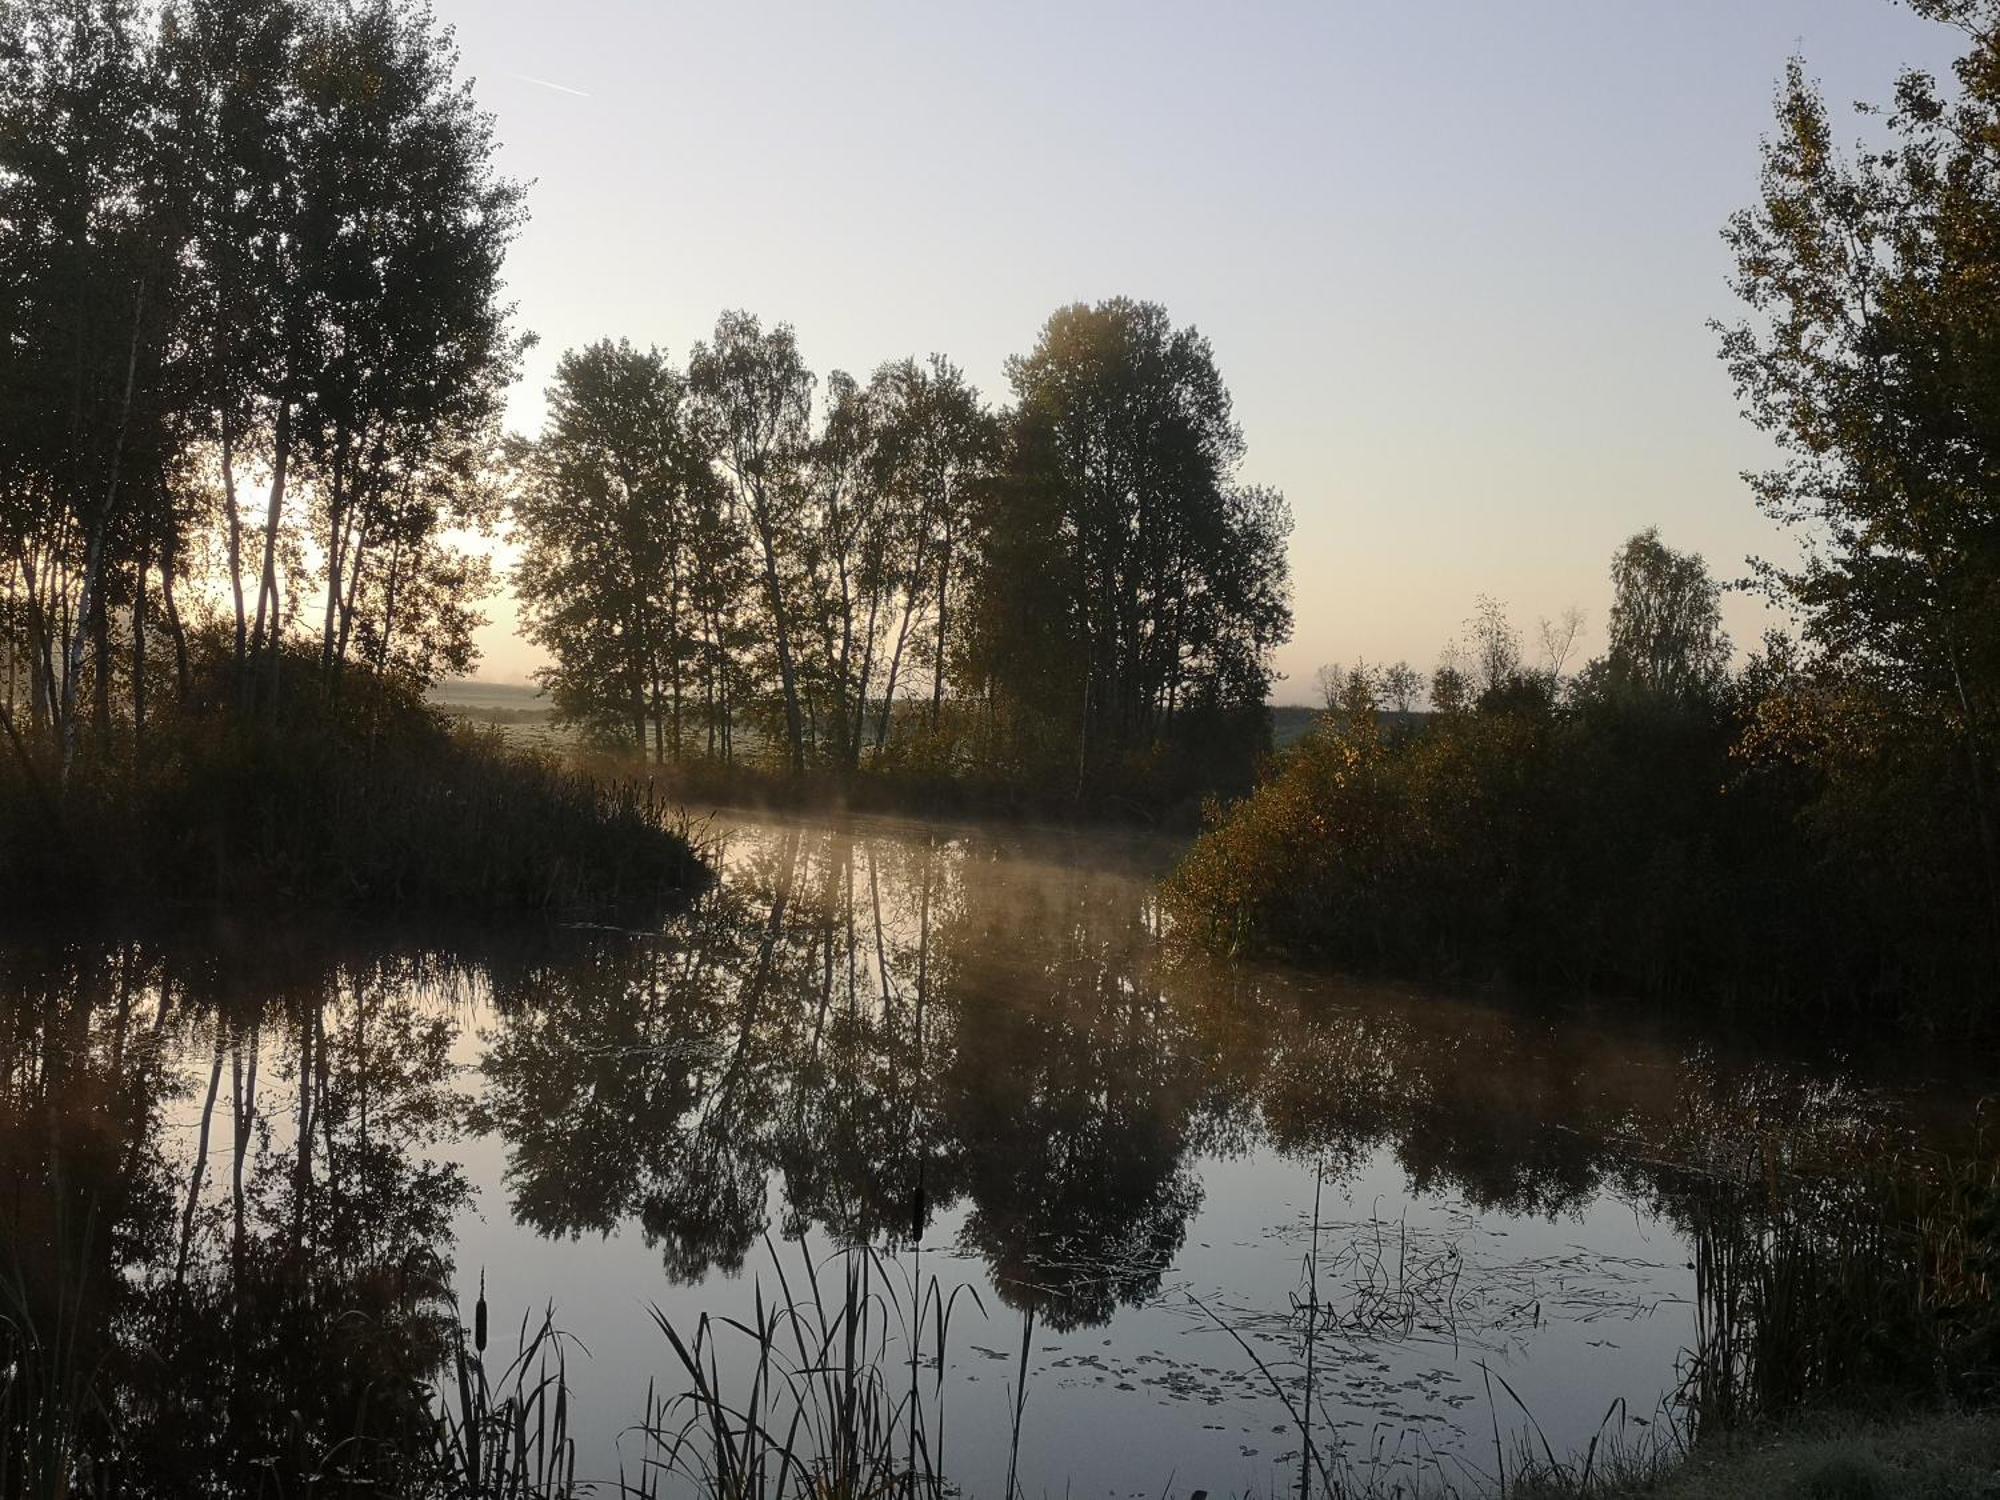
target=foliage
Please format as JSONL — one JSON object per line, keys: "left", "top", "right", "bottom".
{"left": 0, "top": 636, "right": 704, "bottom": 914}
{"left": 1167, "top": 531, "right": 1992, "bottom": 1015}
{"left": 962, "top": 298, "right": 1293, "bottom": 796}
{"left": 511, "top": 300, "right": 1290, "bottom": 811}
{"left": 0, "top": 0, "right": 524, "bottom": 782}
{"left": 1718, "top": 2, "right": 2000, "bottom": 928}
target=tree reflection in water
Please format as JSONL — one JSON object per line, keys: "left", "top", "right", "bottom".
{"left": 0, "top": 815, "right": 1982, "bottom": 1490}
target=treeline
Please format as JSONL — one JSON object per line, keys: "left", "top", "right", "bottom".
{"left": 1172, "top": 0, "right": 2000, "bottom": 1017}
{"left": 0, "top": 0, "right": 696, "bottom": 909}
{"left": 510, "top": 299, "right": 1294, "bottom": 805}
{"left": 1, "top": 0, "right": 522, "bottom": 759}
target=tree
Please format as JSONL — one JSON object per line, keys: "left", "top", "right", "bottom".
{"left": 0, "top": 0, "right": 168, "bottom": 776}
{"left": 1720, "top": 6, "right": 2000, "bottom": 916}
{"left": 690, "top": 312, "right": 816, "bottom": 773}
{"left": 1598, "top": 530, "right": 1728, "bottom": 700}
{"left": 1466, "top": 595, "right": 1521, "bottom": 698}
{"left": 1537, "top": 608, "right": 1586, "bottom": 683}
{"left": 867, "top": 355, "right": 998, "bottom": 745}
{"left": 967, "top": 299, "right": 1291, "bottom": 788}
{"left": 1430, "top": 649, "right": 1470, "bottom": 716}
{"left": 514, "top": 341, "right": 722, "bottom": 756}
{"left": 1380, "top": 661, "right": 1423, "bottom": 715}
{"left": 285, "top": 0, "right": 526, "bottom": 691}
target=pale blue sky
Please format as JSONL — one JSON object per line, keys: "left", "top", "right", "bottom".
{"left": 438, "top": 0, "right": 1959, "bottom": 700}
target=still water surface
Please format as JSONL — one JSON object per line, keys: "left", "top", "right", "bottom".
{"left": 3, "top": 810, "right": 1979, "bottom": 1494}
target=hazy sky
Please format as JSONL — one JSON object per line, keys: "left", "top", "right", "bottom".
{"left": 435, "top": 0, "right": 1959, "bottom": 701}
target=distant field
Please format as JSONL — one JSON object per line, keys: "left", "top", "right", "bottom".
{"left": 432, "top": 687, "right": 1361, "bottom": 756}
{"left": 1270, "top": 704, "right": 1321, "bottom": 748}
{"left": 429, "top": 679, "right": 548, "bottom": 711}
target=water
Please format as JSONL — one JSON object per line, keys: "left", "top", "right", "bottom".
{"left": 0, "top": 809, "right": 1979, "bottom": 1495}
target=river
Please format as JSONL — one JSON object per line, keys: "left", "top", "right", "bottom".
{"left": 0, "top": 809, "right": 1979, "bottom": 1495}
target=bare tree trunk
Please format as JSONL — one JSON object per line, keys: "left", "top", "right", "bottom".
{"left": 752, "top": 511, "right": 807, "bottom": 772}
{"left": 249, "top": 399, "right": 292, "bottom": 707}
{"left": 876, "top": 592, "right": 919, "bottom": 752}
{"left": 320, "top": 431, "right": 351, "bottom": 676}
{"left": 132, "top": 534, "right": 148, "bottom": 749}
{"left": 930, "top": 544, "right": 952, "bottom": 731}
{"left": 91, "top": 589, "right": 112, "bottom": 755}
{"left": 159, "top": 513, "right": 191, "bottom": 699}
{"left": 221, "top": 418, "right": 247, "bottom": 669}
{"left": 60, "top": 278, "right": 145, "bottom": 782}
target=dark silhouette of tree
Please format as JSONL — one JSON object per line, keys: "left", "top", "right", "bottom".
{"left": 964, "top": 299, "right": 1291, "bottom": 795}
{"left": 1720, "top": 5, "right": 2000, "bottom": 929}
{"left": 690, "top": 312, "right": 817, "bottom": 773}
{"left": 1594, "top": 529, "right": 1730, "bottom": 701}
{"left": 514, "top": 340, "right": 728, "bottom": 756}
{"left": 0, "top": 0, "right": 524, "bottom": 778}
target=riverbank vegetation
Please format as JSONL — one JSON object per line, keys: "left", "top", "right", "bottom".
{"left": 1171, "top": 0, "right": 2000, "bottom": 1022}
{"left": 0, "top": 0, "right": 700, "bottom": 910}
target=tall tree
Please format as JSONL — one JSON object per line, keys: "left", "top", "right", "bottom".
{"left": 967, "top": 299, "right": 1291, "bottom": 787}
{"left": 867, "top": 355, "right": 998, "bottom": 749}
{"left": 1720, "top": 3, "right": 2000, "bottom": 914}
{"left": 690, "top": 312, "right": 815, "bottom": 773}
{"left": 515, "top": 340, "right": 721, "bottom": 756}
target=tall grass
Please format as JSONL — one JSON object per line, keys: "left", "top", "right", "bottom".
{"left": 434, "top": 1277, "right": 581, "bottom": 1499}
{"left": 635, "top": 1236, "right": 991, "bottom": 1500}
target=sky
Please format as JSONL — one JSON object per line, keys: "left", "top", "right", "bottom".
{"left": 434, "top": 0, "right": 1963, "bottom": 702}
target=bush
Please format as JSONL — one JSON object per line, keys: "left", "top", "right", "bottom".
{"left": 0, "top": 644, "right": 706, "bottom": 915}
{"left": 1164, "top": 677, "right": 1990, "bottom": 1016}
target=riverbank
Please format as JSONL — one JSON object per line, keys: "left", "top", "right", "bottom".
{"left": 0, "top": 661, "right": 706, "bottom": 915}
{"left": 1526, "top": 1408, "right": 2000, "bottom": 1499}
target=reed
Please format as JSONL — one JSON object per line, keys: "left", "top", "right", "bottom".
{"left": 634, "top": 1234, "right": 1000, "bottom": 1500}
{"left": 433, "top": 1276, "right": 582, "bottom": 1499}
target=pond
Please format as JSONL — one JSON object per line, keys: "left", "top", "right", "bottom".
{"left": 0, "top": 810, "right": 1983, "bottom": 1496}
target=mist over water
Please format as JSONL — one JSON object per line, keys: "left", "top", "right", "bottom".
{"left": 2, "top": 810, "right": 1975, "bottom": 1494}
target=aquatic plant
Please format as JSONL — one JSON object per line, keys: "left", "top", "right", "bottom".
{"left": 634, "top": 1235, "right": 994, "bottom": 1500}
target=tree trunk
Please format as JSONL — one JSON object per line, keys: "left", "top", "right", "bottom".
{"left": 249, "top": 399, "right": 292, "bottom": 707}
{"left": 221, "top": 417, "right": 247, "bottom": 669}
{"left": 132, "top": 535, "right": 148, "bottom": 748}
{"left": 930, "top": 545, "right": 952, "bottom": 731}
{"left": 158, "top": 516, "right": 191, "bottom": 699}
{"left": 60, "top": 277, "right": 145, "bottom": 781}
{"left": 753, "top": 512, "right": 806, "bottom": 772}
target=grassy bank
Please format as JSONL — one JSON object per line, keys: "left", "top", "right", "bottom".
{"left": 0, "top": 652, "right": 706, "bottom": 915}
{"left": 1520, "top": 1409, "right": 2000, "bottom": 1499}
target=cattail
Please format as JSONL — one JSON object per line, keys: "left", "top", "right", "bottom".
{"left": 475, "top": 1269, "right": 488, "bottom": 1355}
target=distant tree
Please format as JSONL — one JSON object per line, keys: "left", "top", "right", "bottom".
{"left": 1430, "top": 656, "right": 1470, "bottom": 717}
{"left": 1315, "top": 660, "right": 1380, "bottom": 717}
{"left": 1467, "top": 595, "right": 1521, "bottom": 697}
{"left": 1380, "top": 661, "right": 1423, "bottom": 715}
{"left": 1537, "top": 607, "right": 1586, "bottom": 682}
{"left": 1338, "top": 662, "right": 1380, "bottom": 720}
{"left": 1313, "top": 663, "right": 1342, "bottom": 713}
{"left": 1597, "top": 530, "right": 1728, "bottom": 700}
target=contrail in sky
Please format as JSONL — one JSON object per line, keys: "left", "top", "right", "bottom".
{"left": 511, "top": 73, "right": 591, "bottom": 99}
